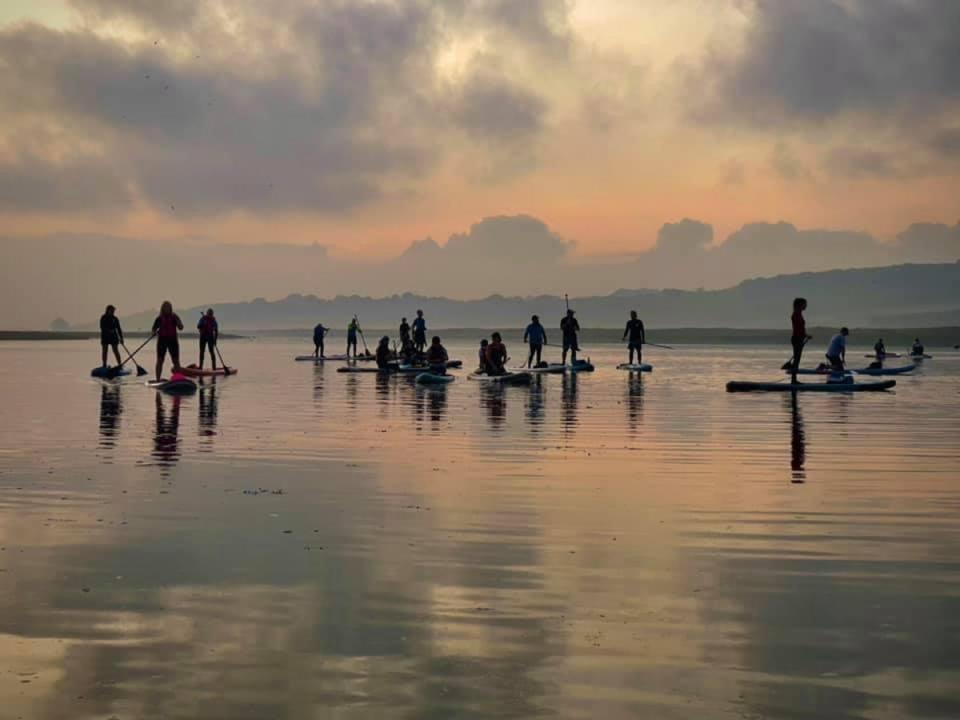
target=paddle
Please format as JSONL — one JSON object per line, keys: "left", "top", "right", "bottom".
{"left": 214, "top": 344, "right": 231, "bottom": 374}
{"left": 646, "top": 342, "right": 673, "bottom": 350}
{"left": 108, "top": 332, "right": 156, "bottom": 379}
{"left": 121, "top": 341, "right": 149, "bottom": 376}
{"left": 353, "top": 315, "right": 371, "bottom": 356}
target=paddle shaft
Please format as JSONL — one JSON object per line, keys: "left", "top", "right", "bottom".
{"left": 120, "top": 341, "right": 148, "bottom": 374}
{"left": 215, "top": 343, "right": 229, "bottom": 371}
{"left": 117, "top": 332, "right": 155, "bottom": 369}
{"left": 353, "top": 315, "right": 370, "bottom": 354}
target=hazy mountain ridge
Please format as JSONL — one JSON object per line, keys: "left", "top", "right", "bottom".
{"left": 113, "top": 262, "right": 960, "bottom": 331}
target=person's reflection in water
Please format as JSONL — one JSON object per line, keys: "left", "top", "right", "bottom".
{"left": 789, "top": 392, "right": 807, "bottom": 483}
{"left": 198, "top": 377, "right": 218, "bottom": 449}
{"left": 344, "top": 372, "right": 359, "bottom": 411}
{"left": 562, "top": 372, "right": 579, "bottom": 436}
{"left": 480, "top": 385, "right": 507, "bottom": 431}
{"left": 525, "top": 375, "right": 545, "bottom": 433}
{"left": 425, "top": 387, "right": 447, "bottom": 430}
{"left": 152, "top": 393, "right": 182, "bottom": 475}
{"left": 312, "top": 363, "right": 324, "bottom": 409}
{"left": 626, "top": 373, "right": 644, "bottom": 434}
{"left": 98, "top": 384, "right": 123, "bottom": 451}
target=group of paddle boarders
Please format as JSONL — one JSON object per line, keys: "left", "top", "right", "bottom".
{"left": 98, "top": 301, "right": 222, "bottom": 381}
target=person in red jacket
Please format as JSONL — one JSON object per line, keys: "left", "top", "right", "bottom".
{"left": 152, "top": 301, "right": 184, "bottom": 380}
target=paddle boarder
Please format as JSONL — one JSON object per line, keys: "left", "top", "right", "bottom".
{"left": 375, "top": 336, "right": 393, "bottom": 369}
{"left": 477, "top": 339, "right": 489, "bottom": 371}
{"left": 152, "top": 301, "right": 184, "bottom": 381}
{"left": 789, "top": 297, "right": 811, "bottom": 383}
{"left": 560, "top": 309, "right": 580, "bottom": 365}
{"left": 911, "top": 338, "right": 925, "bottom": 355}
{"left": 99, "top": 304, "right": 124, "bottom": 368}
{"left": 874, "top": 338, "right": 886, "bottom": 359}
{"left": 412, "top": 310, "right": 427, "bottom": 353}
{"left": 825, "top": 327, "right": 849, "bottom": 371}
{"left": 623, "top": 310, "right": 646, "bottom": 365}
{"left": 426, "top": 336, "right": 449, "bottom": 375}
{"left": 346, "top": 318, "right": 359, "bottom": 359}
{"left": 523, "top": 315, "right": 547, "bottom": 368}
{"left": 485, "top": 332, "right": 508, "bottom": 375}
{"left": 197, "top": 308, "right": 219, "bottom": 371}
{"left": 313, "top": 323, "right": 328, "bottom": 358}
{"left": 399, "top": 317, "right": 411, "bottom": 349}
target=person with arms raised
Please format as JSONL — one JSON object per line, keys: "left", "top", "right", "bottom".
{"left": 152, "top": 301, "right": 184, "bottom": 380}
{"left": 99, "top": 304, "right": 124, "bottom": 369}
{"left": 197, "top": 308, "right": 219, "bottom": 371}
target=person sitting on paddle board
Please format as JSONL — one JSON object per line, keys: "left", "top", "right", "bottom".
{"left": 152, "top": 301, "right": 184, "bottom": 380}
{"left": 99, "top": 304, "right": 124, "bottom": 368}
{"left": 197, "top": 308, "right": 219, "bottom": 371}
{"left": 485, "top": 332, "right": 508, "bottom": 375}
{"left": 375, "top": 336, "right": 393, "bottom": 369}
{"left": 825, "top": 327, "right": 849, "bottom": 371}
{"left": 346, "top": 318, "right": 359, "bottom": 359}
{"left": 523, "top": 315, "right": 547, "bottom": 368}
{"left": 874, "top": 338, "right": 886, "bottom": 359}
{"left": 313, "top": 323, "right": 328, "bottom": 358}
{"left": 789, "top": 297, "right": 811, "bottom": 383}
{"left": 477, "top": 339, "right": 489, "bottom": 372}
{"left": 560, "top": 309, "right": 580, "bottom": 365}
{"left": 623, "top": 310, "right": 646, "bottom": 365}
{"left": 912, "top": 338, "right": 924, "bottom": 355}
{"left": 426, "top": 336, "right": 449, "bottom": 375}
{"left": 412, "top": 310, "right": 427, "bottom": 353}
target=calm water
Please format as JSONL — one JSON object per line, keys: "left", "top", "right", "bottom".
{"left": 1, "top": 339, "right": 958, "bottom": 720}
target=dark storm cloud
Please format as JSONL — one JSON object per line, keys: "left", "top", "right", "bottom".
{"left": 702, "top": 0, "right": 960, "bottom": 123}
{"left": 0, "top": 0, "right": 563, "bottom": 216}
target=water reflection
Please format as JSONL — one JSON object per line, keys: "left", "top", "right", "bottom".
{"left": 561, "top": 372, "right": 578, "bottom": 436}
{"left": 525, "top": 376, "right": 545, "bottom": 432}
{"left": 345, "top": 372, "right": 359, "bottom": 411}
{"left": 479, "top": 385, "right": 507, "bottom": 431}
{"left": 198, "top": 378, "right": 219, "bottom": 447}
{"left": 97, "top": 383, "right": 122, "bottom": 451}
{"left": 312, "top": 363, "right": 325, "bottom": 408}
{"left": 625, "top": 373, "right": 644, "bottom": 433}
{"left": 788, "top": 393, "right": 806, "bottom": 483}
{"left": 152, "top": 393, "right": 182, "bottom": 474}
{"left": 414, "top": 386, "right": 448, "bottom": 432}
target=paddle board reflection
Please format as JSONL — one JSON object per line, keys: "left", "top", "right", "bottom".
{"left": 479, "top": 384, "right": 507, "bottom": 431}
{"left": 198, "top": 377, "right": 219, "bottom": 445}
{"left": 525, "top": 376, "right": 545, "bottom": 432}
{"left": 788, "top": 393, "right": 807, "bottom": 483}
{"left": 312, "top": 363, "right": 325, "bottom": 407}
{"left": 562, "top": 372, "right": 579, "bottom": 435}
{"left": 626, "top": 373, "right": 644, "bottom": 433}
{"left": 152, "top": 393, "right": 182, "bottom": 474}
{"left": 97, "top": 384, "right": 123, "bottom": 450}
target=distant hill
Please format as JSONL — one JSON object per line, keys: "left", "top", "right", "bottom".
{"left": 114, "top": 262, "right": 960, "bottom": 331}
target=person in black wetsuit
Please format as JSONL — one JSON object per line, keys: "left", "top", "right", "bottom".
{"left": 99, "top": 304, "right": 124, "bottom": 368}
{"left": 560, "top": 309, "right": 580, "bottom": 365}
{"left": 622, "top": 310, "right": 645, "bottom": 364}
{"left": 425, "top": 336, "right": 449, "bottom": 375}
{"left": 313, "top": 323, "right": 328, "bottom": 358}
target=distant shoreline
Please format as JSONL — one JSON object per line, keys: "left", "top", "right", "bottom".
{"left": 3, "top": 327, "right": 957, "bottom": 346}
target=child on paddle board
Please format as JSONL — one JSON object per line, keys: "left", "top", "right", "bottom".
{"left": 789, "top": 298, "right": 811, "bottom": 383}
{"left": 99, "top": 304, "right": 124, "bottom": 368}
{"left": 477, "top": 339, "right": 489, "bottom": 372}
{"left": 313, "top": 323, "right": 328, "bottom": 358}
{"left": 623, "top": 310, "right": 645, "bottom": 365}
{"left": 152, "top": 301, "right": 184, "bottom": 381}
{"left": 524, "top": 315, "right": 547, "bottom": 368}
{"left": 426, "top": 336, "right": 449, "bottom": 375}
{"left": 197, "top": 309, "right": 219, "bottom": 370}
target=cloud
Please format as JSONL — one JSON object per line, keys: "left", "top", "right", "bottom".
{"left": 451, "top": 72, "right": 549, "bottom": 142}
{"left": 822, "top": 147, "right": 903, "bottom": 179}
{"left": 928, "top": 127, "right": 960, "bottom": 157}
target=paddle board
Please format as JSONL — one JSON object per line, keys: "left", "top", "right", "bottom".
{"left": 415, "top": 372, "right": 454, "bottom": 385}
{"left": 91, "top": 366, "right": 131, "bottom": 379}
{"left": 617, "top": 363, "right": 653, "bottom": 372}
{"left": 180, "top": 364, "right": 238, "bottom": 378}
{"left": 864, "top": 353, "right": 901, "bottom": 359}
{"left": 791, "top": 364, "right": 915, "bottom": 376}
{"left": 468, "top": 371, "right": 533, "bottom": 385}
{"left": 295, "top": 354, "right": 350, "bottom": 362}
{"left": 147, "top": 377, "right": 198, "bottom": 395}
{"left": 727, "top": 379, "right": 895, "bottom": 393}
{"left": 909, "top": 353, "right": 932, "bottom": 360}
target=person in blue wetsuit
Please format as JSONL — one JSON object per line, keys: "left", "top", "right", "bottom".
{"left": 99, "top": 304, "right": 124, "bottom": 368}
{"left": 313, "top": 323, "right": 328, "bottom": 358}
{"left": 825, "top": 327, "right": 849, "bottom": 371}
{"left": 623, "top": 310, "right": 645, "bottom": 364}
{"left": 412, "top": 310, "right": 427, "bottom": 353}
{"left": 523, "top": 315, "right": 547, "bottom": 368}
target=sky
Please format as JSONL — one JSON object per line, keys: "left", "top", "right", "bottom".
{"left": 1, "top": 0, "right": 959, "bottom": 326}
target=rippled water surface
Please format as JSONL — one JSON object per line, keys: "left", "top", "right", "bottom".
{"left": 1, "top": 339, "right": 958, "bottom": 719}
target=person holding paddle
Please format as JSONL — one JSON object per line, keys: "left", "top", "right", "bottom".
{"left": 99, "top": 304, "right": 124, "bottom": 368}
{"left": 560, "top": 308, "right": 580, "bottom": 365}
{"left": 623, "top": 310, "right": 646, "bottom": 365}
{"left": 789, "top": 297, "right": 811, "bottom": 383}
{"left": 313, "top": 323, "right": 328, "bottom": 358}
{"left": 197, "top": 309, "right": 219, "bottom": 371}
{"left": 152, "top": 301, "right": 184, "bottom": 381}
{"left": 346, "top": 318, "right": 359, "bottom": 359}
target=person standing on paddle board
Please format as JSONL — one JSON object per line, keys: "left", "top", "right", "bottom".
{"left": 197, "top": 309, "right": 219, "bottom": 371}
{"left": 346, "top": 318, "right": 359, "bottom": 359}
{"left": 523, "top": 315, "right": 547, "bottom": 368}
{"left": 99, "top": 304, "right": 124, "bottom": 368}
{"left": 623, "top": 310, "right": 646, "bottom": 365}
{"left": 399, "top": 317, "right": 411, "bottom": 350}
{"left": 825, "top": 327, "right": 849, "bottom": 371}
{"left": 313, "top": 323, "right": 328, "bottom": 358}
{"left": 485, "top": 332, "right": 508, "bottom": 375}
{"left": 426, "top": 336, "right": 449, "bottom": 375}
{"left": 874, "top": 338, "right": 886, "bottom": 359}
{"left": 412, "top": 310, "right": 427, "bottom": 353}
{"left": 560, "top": 309, "right": 580, "bottom": 365}
{"left": 152, "top": 301, "right": 184, "bottom": 380}
{"left": 912, "top": 338, "right": 924, "bottom": 355}
{"left": 790, "top": 297, "right": 811, "bottom": 383}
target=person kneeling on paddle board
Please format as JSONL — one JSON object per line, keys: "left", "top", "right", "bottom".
{"left": 99, "top": 304, "right": 124, "bottom": 368}
{"left": 152, "top": 301, "right": 184, "bottom": 380}
{"left": 560, "top": 309, "right": 580, "bottom": 365}
{"left": 485, "top": 332, "right": 508, "bottom": 376}
{"left": 912, "top": 338, "right": 924, "bottom": 355}
{"left": 375, "top": 336, "right": 393, "bottom": 369}
{"left": 523, "top": 315, "right": 547, "bottom": 368}
{"left": 313, "top": 323, "right": 328, "bottom": 358}
{"left": 623, "top": 310, "right": 646, "bottom": 365}
{"left": 197, "top": 308, "right": 219, "bottom": 370}
{"left": 426, "top": 336, "right": 449, "bottom": 375}
{"left": 825, "top": 327, "right": 849, "bottom": 372}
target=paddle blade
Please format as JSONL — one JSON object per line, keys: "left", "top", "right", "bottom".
{"left": 135, "top": 365, "right": 148, "bottom": 376}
